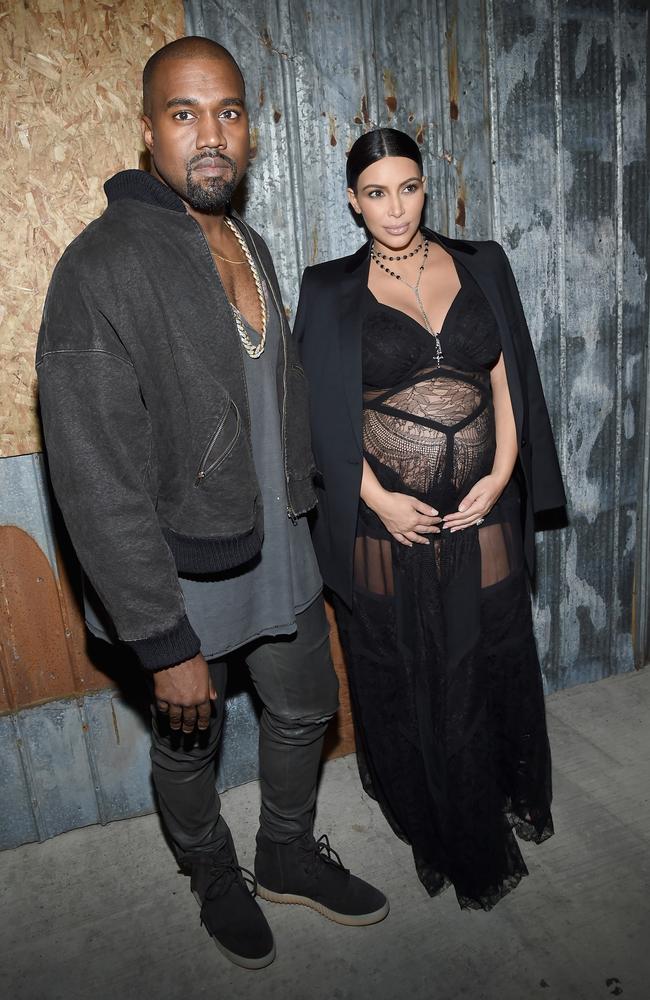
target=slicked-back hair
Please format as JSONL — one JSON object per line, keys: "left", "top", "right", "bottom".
{"left": 346, "top": 128, "right": 424, "bottom": 190}
{"left": 142, "top": 36, "right": 245, "bottom": 116}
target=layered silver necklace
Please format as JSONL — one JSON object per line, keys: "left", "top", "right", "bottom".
{"left": 370, "top": 234, "right": 444, "bottom": 367}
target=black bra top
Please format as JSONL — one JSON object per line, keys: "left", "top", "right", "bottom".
{"left": 361, "top": 258, "right": 502, "bottom": 388}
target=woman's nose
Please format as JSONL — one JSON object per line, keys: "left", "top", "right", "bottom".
{"left": 388, "top": 197, "right": 404, "bottom": 218}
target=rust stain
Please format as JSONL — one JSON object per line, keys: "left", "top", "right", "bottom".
{"left": 408, "top": 113, "right": 415, "bottom": 123}
{"left": 0, "top": 526, "right": 114, "bottom": 714}
{"left": 455, "top": 164, "right": 466, "bottom": 228}
{"left": 447, "top": 15, "right": 459, "bottom": 120}
{"left": 0, "top": 527, "right": 76, "bottom": 711}
{"left": 249, "top": 126, "right": 259, "bottom": 160}
{"left": 353, "top": 115, "right": 362, "bottom": 125}
{"left": 273, "top": 108, "right": 282, "bottom": 123}
{"left": 311, "top": 223, "right": 318, "bottom": 265}
{"left": 110, "top": 696, "right": 121, "bottom": 745}
{"left": 360, "top": 93, "right": 370, "bottom": 125}
{"left": 383, "top": 69, "right": 397, "bottom": 117}
{"left": 258, "top": 83, "right": 265, "bottom": 108}
{"left": 322, "top": 600, "right": 356, "bottom": 760}
{"left": 416, "top": 123, "right": 425, "bottom": 145}
{"left": 328, "top": 112, "right": 337, "bottom": 146}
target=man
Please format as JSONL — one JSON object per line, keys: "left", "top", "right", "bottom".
{"left": 36, "top": 36, "right": 388, "bottom": 970}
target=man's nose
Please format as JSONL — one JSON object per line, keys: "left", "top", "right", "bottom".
{"left": 196, "top": 113, "right": 226, "bottom": 149}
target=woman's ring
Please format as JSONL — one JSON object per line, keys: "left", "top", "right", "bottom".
{"left": 476, "top": 517, "right": 485, "bottom": 526}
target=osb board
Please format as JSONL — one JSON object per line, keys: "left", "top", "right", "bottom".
{"left": 0, "top": 0, "right": 184, "bottom": 459}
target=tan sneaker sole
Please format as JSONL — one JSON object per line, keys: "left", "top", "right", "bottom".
{"left": 255, "top": 883, "right": 389, "bottom": 926}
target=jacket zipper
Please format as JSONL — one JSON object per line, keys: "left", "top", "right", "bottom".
{"left": 195, "top": 403, "right": 241, "bottom": 485}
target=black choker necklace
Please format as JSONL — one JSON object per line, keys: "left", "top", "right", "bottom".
{"left": 372, "top": 240, "right": 423, "bottom": 262}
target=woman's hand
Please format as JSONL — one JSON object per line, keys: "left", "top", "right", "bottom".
{"left": 372, "top": 489, "right": 442, "bottom": 546}
{"left": 442, "top": 474, "right": 505, "bottom": 532}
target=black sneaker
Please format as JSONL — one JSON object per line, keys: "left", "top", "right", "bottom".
{"left": 182, "top": 841, "right": 276, "bottom": 970}
{"left": 254, "top": 832, "right": 389, "bottom": 926}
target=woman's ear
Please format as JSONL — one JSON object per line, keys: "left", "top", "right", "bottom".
{"left": 347, "top": 186, "right": 362, "bottom": 215}
{"left": 422, "top": 175, "right": 427, "bottom": 193}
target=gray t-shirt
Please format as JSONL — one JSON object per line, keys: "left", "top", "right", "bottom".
{"left": 85, "top": 287, "right": 322, "bottom": 659}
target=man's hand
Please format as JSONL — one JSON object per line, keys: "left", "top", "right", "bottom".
{"left": 153, "top": 653, "right": 216, "bottom": 734}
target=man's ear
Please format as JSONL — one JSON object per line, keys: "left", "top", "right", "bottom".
{"left": 141, "top": 115, "right": 154, "bottom": 153}
{"left": 347, "top": 186, "right": 361, "bottom": 215}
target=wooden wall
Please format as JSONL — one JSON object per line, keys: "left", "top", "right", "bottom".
{"left": 0, "top": 0, "right": 183, "bottom": 458}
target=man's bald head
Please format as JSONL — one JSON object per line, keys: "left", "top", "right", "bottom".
{"left": 142, "top": 36, "right": 245, "bottom": 116}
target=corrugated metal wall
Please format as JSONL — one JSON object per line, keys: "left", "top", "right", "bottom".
{"left": 1, "top": 0, "right": 647, "bottom": 850}
{"left": 186, "top": 0, "right": 649, "bottom": 685}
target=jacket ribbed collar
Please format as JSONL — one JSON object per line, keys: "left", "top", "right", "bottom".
{"left": 104, "top": 169, "right": 187, "bottom": 213}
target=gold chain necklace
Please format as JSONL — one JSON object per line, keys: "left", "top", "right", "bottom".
{"left": 222, "top": 217, "right": 267, "bottom": 358}
{"left": 209, "top": 247, "right": 247, "bottom": 264}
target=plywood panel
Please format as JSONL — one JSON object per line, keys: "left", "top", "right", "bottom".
{"left": 0, "top": 0, "right": 183, "bottom": 458}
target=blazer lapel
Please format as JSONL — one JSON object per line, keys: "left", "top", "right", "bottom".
{"left": 426, "top": 228, "right": 525, "bottom": 438}
{"left": 337, "top": 242, "right": 371, "bottom": 451}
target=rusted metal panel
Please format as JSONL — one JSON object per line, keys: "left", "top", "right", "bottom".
{"left": 0, "top": 452, "right": 355, "bottom": 849}
{"left": 0, "top": 682, "right": 267, "bottom": 850}
{"left": 186, "top": 0, "right": 647, "bottom": 692}
{"left": 0, "top": 714, "right": 39, "bottom": 849}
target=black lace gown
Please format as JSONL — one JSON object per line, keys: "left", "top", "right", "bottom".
{"left": 334, "top": 258, "right": 553, "bottom": 910}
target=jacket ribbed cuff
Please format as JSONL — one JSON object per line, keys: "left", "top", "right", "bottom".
{"left": 162, "top": 525, "right": 263, "bottom": 574}
{"left": 124, "top": 614, "right": 201, "bottom": 671}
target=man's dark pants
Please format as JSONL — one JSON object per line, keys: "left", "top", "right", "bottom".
{"left": 150, "top": 597, "right": 339, "bottom": 857}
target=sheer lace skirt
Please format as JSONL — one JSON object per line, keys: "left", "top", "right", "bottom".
{"left": 336, "top": 376, "right": 553, "bottom": 911}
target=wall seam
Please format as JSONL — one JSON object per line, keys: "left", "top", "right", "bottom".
{"left": 551, "top": 0, "right": 568, "bottom": 684}
{"left": 484, "top": 0, "right": 501, "bottom": 243}
{"left": 612, "top": 0, "right": 624, "bottom": 672}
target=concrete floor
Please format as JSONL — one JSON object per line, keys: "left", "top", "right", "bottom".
{"left": 1, "top": 668, "right": 649, "bottom": 1000}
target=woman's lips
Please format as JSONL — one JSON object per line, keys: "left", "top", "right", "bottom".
{"left": 384, "top": 223, "right": 410, "bottom": 235}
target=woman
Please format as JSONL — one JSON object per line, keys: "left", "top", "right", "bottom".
{"left": 295, "top": 128, "right": 566, "bottom": 911}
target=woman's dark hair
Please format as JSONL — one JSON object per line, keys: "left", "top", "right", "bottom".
{"left": 346, "top": 128, "right": 424, "bottom": 190}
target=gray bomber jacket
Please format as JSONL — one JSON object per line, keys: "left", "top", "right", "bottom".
{"left": 36, "top": 170, "right": 317, "bottom": 670}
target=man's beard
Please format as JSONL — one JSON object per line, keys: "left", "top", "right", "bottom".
{"left": 184, "top": 152, "right": 239, "bottom": 213}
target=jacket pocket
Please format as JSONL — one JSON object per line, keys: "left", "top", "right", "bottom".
{"left": 195, "top": 400, "right": 241, "bottom": 485}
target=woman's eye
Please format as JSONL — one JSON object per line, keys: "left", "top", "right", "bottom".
{"left": 368, "top": 190, "right": 384, "bottom": 198}
{"left": 403, "top": 183, "right": 419, "bottom": 193}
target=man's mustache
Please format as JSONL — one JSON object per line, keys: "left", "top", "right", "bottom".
{"left": 188, "top": 151, "right": 237, "bottom": 172}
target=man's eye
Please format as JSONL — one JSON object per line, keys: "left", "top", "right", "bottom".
{"left": 173, "top": 111, "right": 195, "bottom": 121}
{"left": 220, "top": 109, "right": 240, "bottom": 120}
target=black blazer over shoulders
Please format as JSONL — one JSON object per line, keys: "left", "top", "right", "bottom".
{"left": 294, "top": 228, "right": 566, "bottom": 607}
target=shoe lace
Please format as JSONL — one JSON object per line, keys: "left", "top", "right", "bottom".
{"left": 204, "top": 861, "right": 258, "bottom": 902}
{"left": 180, "top": 854, "right": 258, "bottom": 925}
{"left": 306, "top": 834, "right": 349, "bottom": 878}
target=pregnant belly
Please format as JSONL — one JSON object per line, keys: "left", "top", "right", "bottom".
{"left": 362, "top": 391, "right": 495, "bottom": 501}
